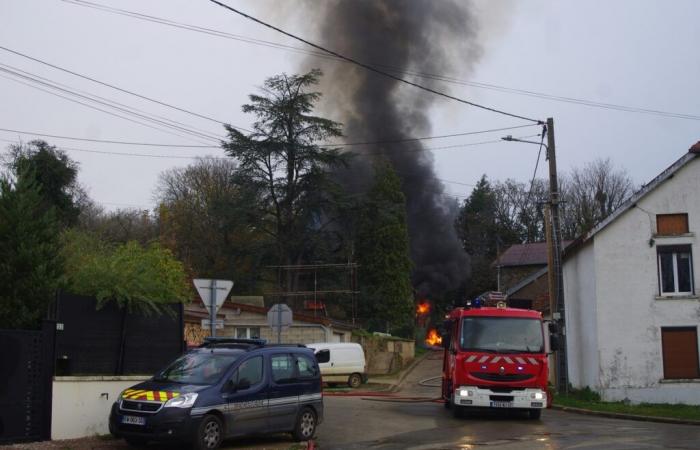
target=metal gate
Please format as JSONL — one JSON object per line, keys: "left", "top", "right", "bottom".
{"left": 0, "top": 321, "right": 55, "bottom": 444}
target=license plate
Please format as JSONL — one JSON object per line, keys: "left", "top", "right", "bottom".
{"left": 490, "top": 401, "right": 513, "bottom": 408}
{"left": 121, "top": 415, "right": 146, "bottom": 425}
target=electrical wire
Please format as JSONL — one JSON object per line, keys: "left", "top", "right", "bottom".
{"left": 0, "top": 74, "right": 216, "bottom": 145}
{"left": 61, "top": 0, "right": 700, "bottom": 122}
{"left": 0, "top": 65, "right": 222, "bottom": 144}
{"left": 206, "top": 0, "right": 542, "bottom": 124}
{"left": 0, "top": 62, "right": 222, "bottom": 142}
{"left": 0, "top": 44, "right": 249, "bottom": 131}
{"left": 0, "top": 127, "right": 218, "bottom": 148}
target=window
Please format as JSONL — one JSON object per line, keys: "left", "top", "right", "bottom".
{"left": 231, "top": 356, "right": 263, "bottom": 388}
{"left": 296, "top": 355, "right": 318, "bottom": 379}
{"left": 271, "top": 354, "right": 296, "bottom": 383}
{"left": 315, "top": 349, "right": 330, "bottom": 364}
{"left": 661, "top": 327, "right": 699, "bottom": 379}
{"left": 657, "top": 214, "right": 689, "bottom": 235}
{"left": 657, "top": 245, "right": 694, "bottom": 295}
{"left": 235, "top": 327, "right": 261, "bottom": 339}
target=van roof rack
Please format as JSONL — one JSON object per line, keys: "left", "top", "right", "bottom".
{"left": 201, "top": 337, "right": 266, "bottom": 348}
{"left": 200, "top": 338, "right": 307, "bottom": 351}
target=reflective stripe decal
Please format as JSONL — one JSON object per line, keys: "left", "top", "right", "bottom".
{"left": 491, "top": 356, "right": 501, "bottom": 363}
{"left": 516, "top": 357, "right": 527, "bottom": 364}
{"left": 122, "top": 389, "right": 180, "bottom": 401}
{"left": 504, "top": 357, "right": 514, "bottom": 364}
{"left": 466, "top": 355, "right": 477, "bottom": 363}
{"left": 528, "top": 358, "right": 539, "bottom": 365}
{"left": 478, "top": 356, "right": 489, "bottom": 363}
{"left": 190, "top": 393, "right": 321, "bottom": 417}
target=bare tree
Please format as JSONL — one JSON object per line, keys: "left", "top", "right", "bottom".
{"left": 560, "top": 158, "right": 634, "bottom": 238}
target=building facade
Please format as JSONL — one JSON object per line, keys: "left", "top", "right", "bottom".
{"left": 564, "top": 145, "right": 700, "bottom": 404}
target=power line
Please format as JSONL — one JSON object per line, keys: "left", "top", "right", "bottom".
{"left": 64, "top": 0, "right": 700, "bottom": 122}
{"left": 0, "top": 127, "right": 219, "bottom": 148}
{"left": 0, "top": 62, "right": 222, "bottom": 142}
{"left": 0, "top": 73, "right": 216, "bottom": 145}
{"left": 0, "top": 124, "right": 536, "bottom": 150}
{"left": 0, "top": 65, "right": 222, "bottom": 144}
{"left": 0, "top": 44, "right": 250, "bottom": 131}
{"left": 206, "top": 0, "right": 542, "bottom": 124}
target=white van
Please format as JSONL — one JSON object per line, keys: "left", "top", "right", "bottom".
{"left": 307, "top": 342, "right": 367, "bottom": 388}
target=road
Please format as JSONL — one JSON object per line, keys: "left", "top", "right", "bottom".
{"left": 314, "top": 351, "right": 700, "bottom": 449}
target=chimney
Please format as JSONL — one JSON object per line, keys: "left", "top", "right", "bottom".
{"left": 690, "top": 141, "right": 700, "bottom": 154}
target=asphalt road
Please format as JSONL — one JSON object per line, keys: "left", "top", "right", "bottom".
{"left": 315, "top": 351, "right": 700, "bottom": 449}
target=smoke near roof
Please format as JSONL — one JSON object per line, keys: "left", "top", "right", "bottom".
{"left": 304, "top": 0, "right": 478, "bottom": 298}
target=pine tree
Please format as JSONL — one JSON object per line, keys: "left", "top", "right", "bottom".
{"left": 356, "top": 162, "right": 413, "bottom": 337}
{"left": 0, "top": 171, "right": 62, "bottom": 329}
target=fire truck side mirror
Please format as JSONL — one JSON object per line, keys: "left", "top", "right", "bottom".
{"left": 548, "top": 322, "right": 559, "bottom": 334}
{"left": 549, "top": 334, "right": 560, "bottom": 352}
{"left": 440, "top": 333, "right": 451, "bottom": 349}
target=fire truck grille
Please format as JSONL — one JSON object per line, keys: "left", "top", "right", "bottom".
{"left": 471, "top": 372, "right": 534, "bottom": 382}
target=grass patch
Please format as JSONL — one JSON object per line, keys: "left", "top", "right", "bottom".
{"left": 554, "top": 387, "right": 700, "bottom": 421}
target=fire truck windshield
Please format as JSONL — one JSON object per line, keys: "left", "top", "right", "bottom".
{"left": 460, "top": 317, "right": 543, "bottom": 353}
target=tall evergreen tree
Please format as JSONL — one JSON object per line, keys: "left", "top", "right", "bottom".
{"left": 356, "top": 162, "right": 413, "bottom": 337}
{"left": 0, "top": 170, "right": 62, "bottom": 329}
{"left": 222, "top": 69, "right": 346, "bottom": 294}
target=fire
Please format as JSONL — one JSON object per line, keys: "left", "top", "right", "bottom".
{"left": 425, "top": 328, "right": 442, "bottom": 346}
{"left": 416, "top": 301, "right": 430, "bottom": 316}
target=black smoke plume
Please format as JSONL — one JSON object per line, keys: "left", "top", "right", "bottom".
{"left": 304, "top": 0, "right": 479, "bottom": 299}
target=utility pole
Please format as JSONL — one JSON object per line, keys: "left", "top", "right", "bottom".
{"left": 545, "top": 117, "right": 568, "bottom": 393}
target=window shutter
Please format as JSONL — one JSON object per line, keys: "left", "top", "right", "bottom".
{"left": 661, "top": 328, "right": 699, "bottom": 379}
{"left": 657, "top": 214, "right": 689, "bottom": 235}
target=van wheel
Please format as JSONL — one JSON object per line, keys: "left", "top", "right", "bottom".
{"left": 194, "top": 414, "right": 223, "bottom": 450}
{"left": 292, "top": 407, "right": 317, "bottom": 441}
{"left": 348, "top": 373, "right": 362, "bottom": 388}
{"left": 528, "top": 409, "right": 542, "bottom": 420}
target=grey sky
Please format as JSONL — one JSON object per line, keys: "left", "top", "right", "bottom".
{"left": 1, "top": 0, "right": 698, "bottom": 210}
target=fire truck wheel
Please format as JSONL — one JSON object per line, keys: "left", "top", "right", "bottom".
{"left": 528, "top": 409, "right": 542, "bottom": 420}
{"left": 348, "top": 373, "right": 362, "bottom": 388}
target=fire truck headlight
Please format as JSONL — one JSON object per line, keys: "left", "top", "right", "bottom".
{"left": 459, "top": 389, "right": 473, "bottom": 397}
{"left": 531, "top": 392, "right": 544, "bottom": 400}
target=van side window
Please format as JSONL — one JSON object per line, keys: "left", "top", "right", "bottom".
{"left": 297, "top": 355, "right": 318, "bottom": 378}
{"left": 231, "top": 356, "right": 263, "bottom": 388}
{"left": 271, "top": 354, "right": 296, "bottom": 383}
{"left": 315, "top": 349, "right": 330, "bottom": 364}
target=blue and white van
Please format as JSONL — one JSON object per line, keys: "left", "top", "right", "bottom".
{"left": 109, "top": 338, "right": 323, "bottom": 449}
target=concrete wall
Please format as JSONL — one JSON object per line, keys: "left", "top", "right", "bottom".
{"left": 52, "top": 376, "right": 149, "bottom": 439}
{"left": 566, "top": 156, "right": 700, "bottom": 404}
{"left": 563, "top": 242, "right": 599, "bottom": 389}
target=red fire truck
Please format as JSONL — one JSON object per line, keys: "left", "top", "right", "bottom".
{"left": 441, "top": 300, "right": 557, "bottom": 419}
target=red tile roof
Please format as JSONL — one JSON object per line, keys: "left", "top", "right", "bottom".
{"left": 495, "top": 241, "right": 573, "bottom": 267}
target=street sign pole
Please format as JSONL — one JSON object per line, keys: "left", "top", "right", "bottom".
{"left": 277, "top": 303, "right": 282, "bottom": 344}
{"left": 210, "top": 279, "right": 217, "bottom": 337}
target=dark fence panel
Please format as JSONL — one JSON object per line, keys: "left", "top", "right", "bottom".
{"left": 53, "top": 293, "right": 184, "bottom": 375}
{"left": 0, "top": 322, "right": 55, "bottom": 444}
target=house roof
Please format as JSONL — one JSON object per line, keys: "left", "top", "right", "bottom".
{"left": 185, "top": 300, "right": 357, "bottom": 331}
{"left": 565, "top": 146, "right": 699, "bottom": 256}
{"left": 495, "top": 241, "right": 572, "bottom": 267}
{"left": 505, "top": 266, "right": 548, "bottom": 297}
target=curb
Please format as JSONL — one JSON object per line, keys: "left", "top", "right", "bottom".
{"left": 552, "top": 404, "right": 700, "bottom": 426}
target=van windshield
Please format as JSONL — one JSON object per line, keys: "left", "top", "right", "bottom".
{"left": 460, "top": 317, "right": 543, "bottom": 353}
{"left": 154, "top": 352, "right": 239, "bottom": 385}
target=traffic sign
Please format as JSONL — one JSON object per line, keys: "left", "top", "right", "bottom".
{"left": 267, "top": 303, "right": 293, "bottom": 328}
{"left": 193, "top": 279, "right": 234, "bottom": 314}
{"left": 201, "top": 319, "right": 224, "bottom": 330}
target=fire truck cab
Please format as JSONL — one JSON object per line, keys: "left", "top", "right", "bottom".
{"left": 441, "top": 301, "right": 554, "bottom": 419}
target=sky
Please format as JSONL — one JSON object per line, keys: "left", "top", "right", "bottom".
{"left": 1, "top": 0, "right": 698, "bottom": 210}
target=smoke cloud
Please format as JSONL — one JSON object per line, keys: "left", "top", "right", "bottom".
{"left": 304, "top": 0, "right": 481, "bottom": 298}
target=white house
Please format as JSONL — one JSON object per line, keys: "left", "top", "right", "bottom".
{"left": 564, "top": 142, "right": 700, "bottom": 404}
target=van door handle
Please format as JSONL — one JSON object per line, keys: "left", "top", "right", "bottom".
{"left": 331, "top": 362, "right": 334, "bottom": 366}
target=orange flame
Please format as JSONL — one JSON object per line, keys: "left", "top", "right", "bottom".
{"left": 425, "top": 328, "right": 442, "bottom": 346}
{"left": 416, "top": 301, "right": 430, "bottom": 316}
